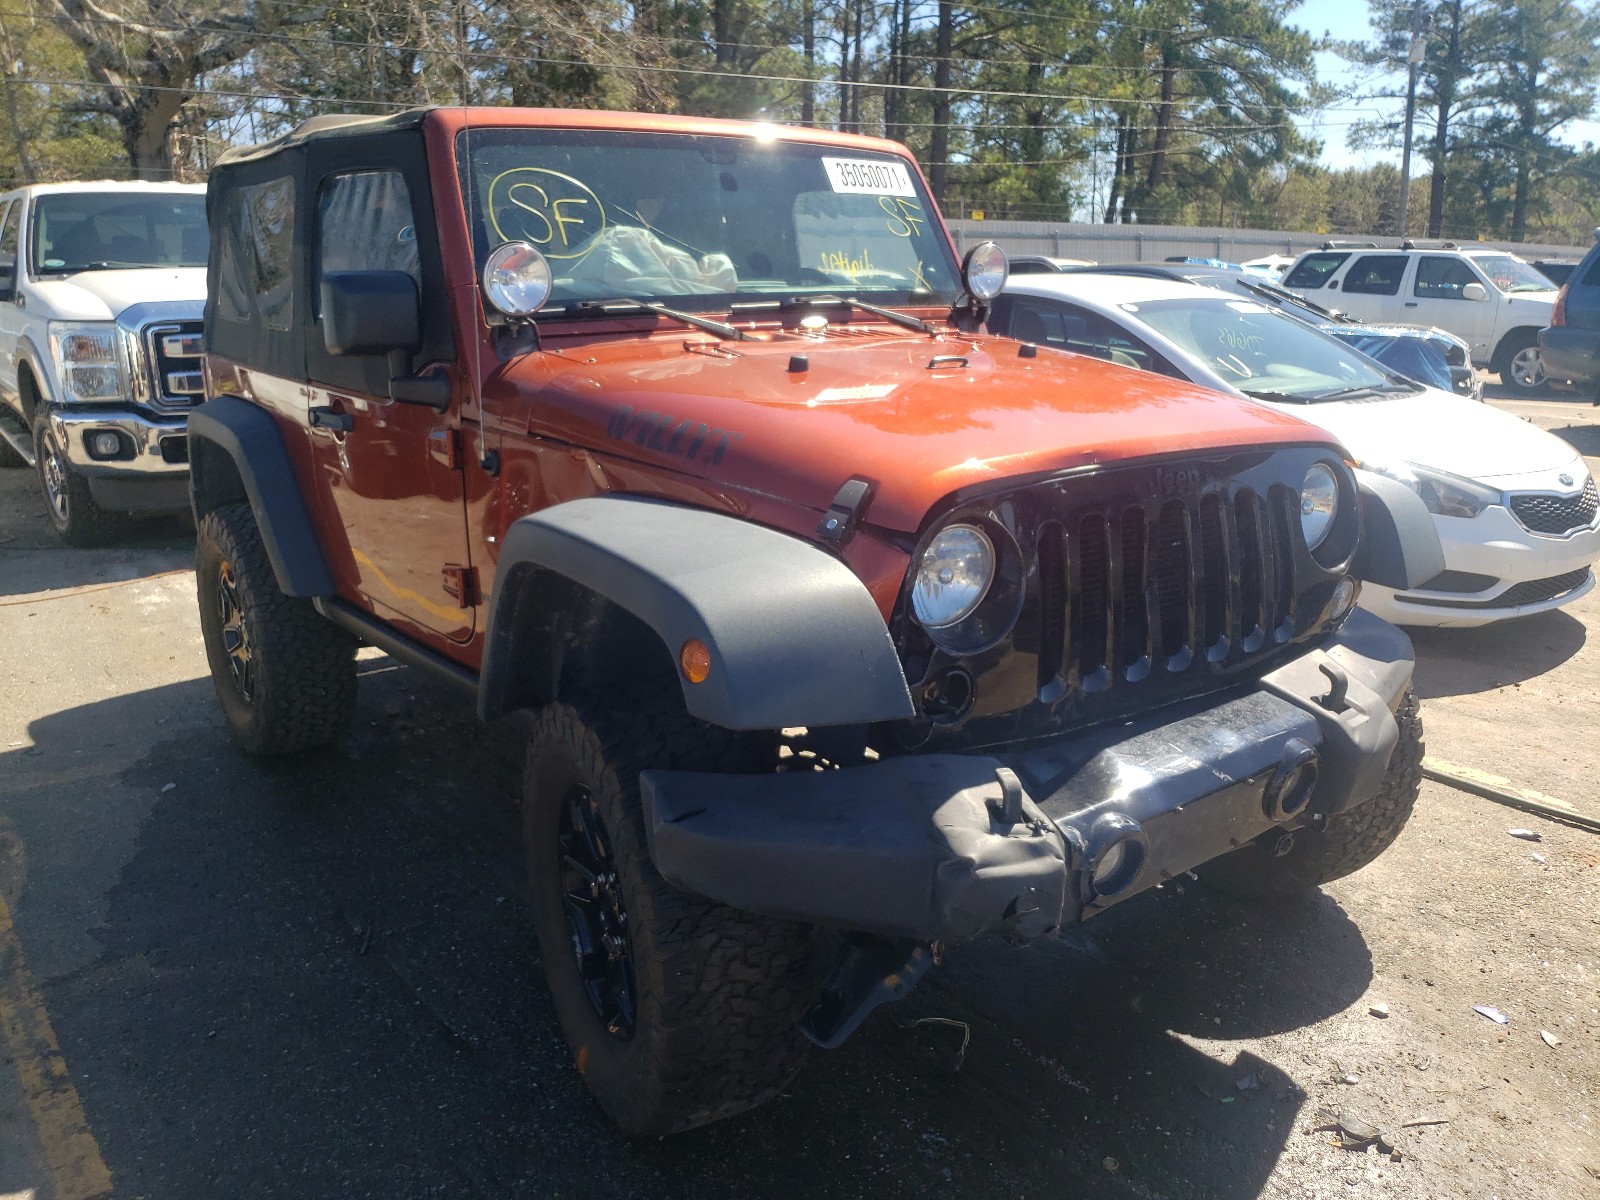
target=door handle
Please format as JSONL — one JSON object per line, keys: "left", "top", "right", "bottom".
{"left": 309, "top": 406, "right": 352, "bottom": 433}
{"left": 1404, "top": 302, "right": 1418, "bottom": 307}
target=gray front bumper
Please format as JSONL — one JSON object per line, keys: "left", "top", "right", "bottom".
{"left": 643, "top": 609, "right": 1413, "bottom": 944}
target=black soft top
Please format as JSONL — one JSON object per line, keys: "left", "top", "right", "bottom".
{"left": 214, "top": 109, "right": 431, "bottom": 168}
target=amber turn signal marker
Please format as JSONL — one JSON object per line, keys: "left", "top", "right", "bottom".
{"left": 680, "top": 638, "right": 712, "bottom": 684}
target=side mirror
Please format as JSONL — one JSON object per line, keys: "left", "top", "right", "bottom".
{"left": 322, "top": 270, "right": 421, "bottom": 356}
{"left": 321, "top": 270, "right": 449, "bottom": 410}
{"left": 1462, "top": 282, "right": 1487, "bottom": 302}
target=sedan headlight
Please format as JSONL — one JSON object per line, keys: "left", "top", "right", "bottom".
{"left": 50, "top": 321, "right": 127, "bottom": 403}
{"left": 1300, "top": 463, "right": 1340, "bottom": 550}
{"left": 912, "top": 524, "right": 995, "bottom": 629}
{"left": 1359, "top": 459, "right": 1499, "bottom": 519}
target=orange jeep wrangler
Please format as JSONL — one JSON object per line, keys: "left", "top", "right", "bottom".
{"left": 188, "top": 107, "right": 1443, "bottom": 1135}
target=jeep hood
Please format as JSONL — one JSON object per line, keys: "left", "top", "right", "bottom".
{"left": 503, "top": 331, "right": 1335, "bottom": 532}
{"left": 27, "top": 267, "right": 206, "bottom": 321}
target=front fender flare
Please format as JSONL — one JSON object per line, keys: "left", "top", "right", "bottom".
{"left": 481, "top": 496, "right": 916, "bottom": 730}
{"left": 186, "top": 395, "right": 334, "bottom": 597}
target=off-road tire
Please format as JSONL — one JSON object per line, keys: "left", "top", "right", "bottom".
{"left": 525, "top": 695, "right": 818, "bottom": 1136}
{"left": 34, "top": 414, "right": 122, "bottom": 546}
{"left": 1493, "top": 330, "right": 1547, "bottom": 395}
{"left": 1200, "top": 691, "right": 1424, "bottom": 897}
{"left": 196, "top": 502, "right": 357, "bottom": 756}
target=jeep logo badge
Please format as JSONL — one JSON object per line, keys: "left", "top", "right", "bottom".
{"left": 1159, "top": 466, "right": 1202, "bottom": 497}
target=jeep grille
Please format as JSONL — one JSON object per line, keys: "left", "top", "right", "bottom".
{"left": 142, "top": 321, "right": 205, "bottom": 415}
{"left": 1035, "top": 485, "right": 1297, "bottom": 695}
{"left": 897, "top": 447, "right": 1349, "bottom": 748}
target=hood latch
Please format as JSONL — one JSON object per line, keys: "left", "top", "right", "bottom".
{"left": 817, "top": 477, "right": 874, "bottom": 546}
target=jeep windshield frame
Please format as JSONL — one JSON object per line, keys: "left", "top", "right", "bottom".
{"left": 453, "top": 126, "right": 963, "bottom": 316}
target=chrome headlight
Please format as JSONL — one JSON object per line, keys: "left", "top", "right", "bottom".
{"left": 49, "top": 321, "right": 127, "bottom": 403}
{"left": 1300, "top": 463, "right": 1340, "bottom": 550}
{"left": 1360, "top": 459, "right": 1498, "bottom": 519}
{"left": 912, "top": 524, "right": 995, "bottom": 629}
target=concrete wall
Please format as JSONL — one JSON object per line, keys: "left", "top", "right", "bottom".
{"left": 943, "top": 219, "right": 1592, "bottom": 266}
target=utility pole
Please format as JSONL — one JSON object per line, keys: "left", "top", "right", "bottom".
{"left": 1397, "top": 4, "right": 1431, "bottom": 239}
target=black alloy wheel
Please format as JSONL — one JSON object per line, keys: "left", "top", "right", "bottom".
{"left": 215, "top": 558, "right": 255, "bottom": 703}
{"left": 557, "top": 783, "right": 637, "bottom": 1040}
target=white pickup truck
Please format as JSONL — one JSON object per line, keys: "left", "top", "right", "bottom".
{"left": 1281, "top": 242, "right": 1560, "bottom": 394}
{"left": 0, "top": 181, "right": 207, "bottom": 545}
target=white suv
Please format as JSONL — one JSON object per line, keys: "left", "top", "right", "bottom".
{"left": 1282, "top": 242, "right": 1559, "bottom": 394}
{"left": 0, "top": 181, "right": 207, "bottom": 545}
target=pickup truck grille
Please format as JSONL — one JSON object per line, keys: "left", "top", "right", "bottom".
{"left": 1035, "top": 486, "right": 1297, "bottom": 695}
{"left": 1508, "top": 478, "right": 1598, "bottom": 535}
{"left": 142, "top": 321, "right": 205, "bottom": 415}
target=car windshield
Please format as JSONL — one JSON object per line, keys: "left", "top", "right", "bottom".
{"left": 455, "top": 127, "right": 962, "bottom": 312}
{"left": 1126, "top": 297, "right": 1403, "bottom": 401}
{"left": 30, "top": 193, "right": 206, "bottom": 274}
{"left": 1473, "top": 254, "right": 1554, "bottom": 293}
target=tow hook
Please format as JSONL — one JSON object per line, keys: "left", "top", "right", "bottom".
{"left": 1317, "top": 661, "right": 1350, "bottom": 713}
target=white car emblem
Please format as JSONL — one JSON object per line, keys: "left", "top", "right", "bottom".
{"left": 1560, "top": 473, "right": 1574, "bottom": 486}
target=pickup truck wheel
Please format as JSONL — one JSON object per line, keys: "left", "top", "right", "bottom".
{"left": 524, "top": 697, "right": 817, "bottom": 1136}
{"left": 196, "top": 502, "right": 357, "bottom": 756}
{"left": 33, "top": 415, "right": 122, "bottom": 546}
{"left": 1199, "top": 691, "right": 1424, "bottom": 897}
{"left": 1494, "top": 331, "right": 1548, "bottom": 394}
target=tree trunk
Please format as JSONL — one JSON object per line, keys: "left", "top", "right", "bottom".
{"left": 1104, "top": 110, "right": 1131, "bottom": 223}
{"left": 1426, "top": 0, "right": 1462, "bottom": 239}
{"left": 928, "top": 0, "right": 953, "bottom": 203}
{"left": 124, "top": 89, "right": 186, "bottom": 179}
{"left": 801, "top": 0, "right": 814, "bottom": 126}
{"left": 1143, "top": 44, "right": 1177, "bottom": 197}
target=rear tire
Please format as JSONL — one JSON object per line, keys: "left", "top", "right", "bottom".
{"left": 34, "top": 414, "right": 122, "bottom": 546}
{"left": 524, "top": 694, "right": 818, "bottom": 1136}
{"left": 1494, "top": 331, "right": 1547, "bottom": 394}
{"left": 1199, "top": 691, "right": 1424, "bottom": 897}
{"left": 196, "top": 502, "right": 358, "bottom": 755}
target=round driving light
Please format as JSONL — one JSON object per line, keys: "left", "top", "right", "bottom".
{"left": 912, "top": 524, "right": 995, "bottom": 629}
{"left": 1301, "top": 463, "right": 1340, "bottom": 550}
{"left": 90, "top": 431, "right": 122, "bottom": 458}
{"left": 1330, "top": 575, "right": 1359, "bottom": 622}
{"left": 482, "top": 241, "right": 553, "bottom": 318}
{"left": 961, "top": 241, "right": 1009, "bottom": 302}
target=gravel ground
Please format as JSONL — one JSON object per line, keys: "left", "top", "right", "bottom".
{"left": 0, "top": 385, "right": 1596, "bottom": 1199}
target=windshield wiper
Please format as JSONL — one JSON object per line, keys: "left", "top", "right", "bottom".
{"left": 775, "top": 294, "right": 938, "bottom": 334}
{"left": 1310, "top": 381, "right": 1417, "bottom": 401}
{"left": 559, "top": 298, "right": 750, "bottom": 342}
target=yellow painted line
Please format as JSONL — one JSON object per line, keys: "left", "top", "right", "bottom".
{"left": 1423, "top": 757, "right": 1578, "bottom": 813}
{"left": 0, "top": 894, "right": 112, "bottom": 1200}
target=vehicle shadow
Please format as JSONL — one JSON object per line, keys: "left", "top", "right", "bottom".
{"left": 1408, "top": 608, "right": 1588, "bottom": 698}
{"left": 1, "top": 668, "right": 1372, "bottom": 1200}
{"left": 1541, "top": 422, "right": 1600, "bottom": 457}
{"left": 0, "top": 468, "right": 193, "bottom": 598}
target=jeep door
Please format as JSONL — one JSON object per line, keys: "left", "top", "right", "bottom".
{"left": 303, "top": 147, "right": 473, "bottom": 645}
{"left": 1407, "top": 255, "right": 1496, "bottom": 361}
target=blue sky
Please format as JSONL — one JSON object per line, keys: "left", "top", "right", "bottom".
{"left": 1288, "top": 0, "right": 1600, "bottom": 170}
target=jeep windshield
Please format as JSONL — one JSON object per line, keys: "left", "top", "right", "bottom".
{"left": 455, "top": 127, "right": 962, "bottom": 314}
{"left": 30, "top": 193, "right": 207, "bottom": 275}
{"left": 1127, "top": 297, "right": 1418, "bottom": 402}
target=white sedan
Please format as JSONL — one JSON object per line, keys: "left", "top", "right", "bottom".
{"left": 993, "top": 273, "right": 1600, "bottom": 628}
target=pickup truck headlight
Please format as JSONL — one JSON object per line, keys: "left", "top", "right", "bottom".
{"left": 50, "top": 322, "right": 127, "bottom": 403}
{"left": 912, "top": 523, "right": 995, "bottom": 629}
{"left": 1359, "top": 459, "right": 1499, "bottom": 519}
